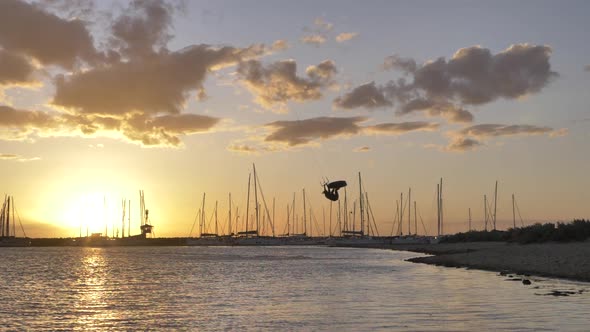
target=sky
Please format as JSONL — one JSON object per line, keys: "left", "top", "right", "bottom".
{"left": 0, "top": 0, "right": 589, "bottom": 238}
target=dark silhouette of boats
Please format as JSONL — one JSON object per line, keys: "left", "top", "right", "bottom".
{"left": 0, "top": 195, "right": 31, "bottom": 247}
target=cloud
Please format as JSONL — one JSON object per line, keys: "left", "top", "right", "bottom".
{"left": 237, "top": 59, "right": 337, "bottom": 112}
{"left": 337, "top": 44, "right": 557, "bottom": 123}
{"left": 264, "top": 116, "right": 367, "bottom": 146}
{"left": 227, "top": 143, "right": 259, "bottom": 154}
{"left": 271, "top": 40, "right": 289, "bottom": 51}
{"left": 365, "top": 121, "right": 439, "bottom": 135}
{"left": 585, "top": 65, "right": 590, "bottom": 72}
{"left": 0, "top": 105, "right": 221, "bottom": 147}
{"left": 0, "top": 105, "right": 60, "bottom": 130}
{"left": 0, "top": 153, "right": 40, "bottom": 162}
{"left": 446, "top": 137, "right": 483, "bottom": 152}
{"left": 460, "top": 124, "right": 553, "bottom": 137}
{"left": 399, "top": 99, "right": 473, "bottom": 123}
{"left": 382, "top": 54, "right": 417, "bottom": 72}
{"left": 336, "top": 32, "right": 358, "bottom": 43}
{"left": 445, "top": 123, "right": 558, "bottom": 152}
{"left": 313, "top": 17, "right": 334, "bottom": 32}
{"left": 0, "top": 0, "right": 100, "bottom": 69}
{"left": 110, "top": 0, "right": 177, "bottom": 59}
{"left": 300, "top": 17, "right": 333, "bottom": 46}
{"left": 53, "top": 44, "right": 267, "bottom": 116}
{"left": 333, "top": 82, "right": 392, "bottom": 109}
{"left": 0, "top": 50, "right": 36, "bottom": 86}
{"left": 300, "top": 34, "right": 326, "bottom": 46}
{"left": 549, "top": 128, "right": 568, "bottom": 137}
{"left": 354, "top": 146, "right": 370, "bottom": 152}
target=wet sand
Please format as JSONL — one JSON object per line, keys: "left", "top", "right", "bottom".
{"left": 389, "top": 242, "right": 590, "bottom": 282}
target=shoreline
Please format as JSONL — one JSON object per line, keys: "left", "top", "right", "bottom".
{"left": 385, "top": 241, "right": 590, "bottom": 283}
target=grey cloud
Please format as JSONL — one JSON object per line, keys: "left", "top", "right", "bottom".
{"left": 53, "top": 44, "right": 267, "bottom": 115}
{"left": 382, "top": 54, "right": 417, "bottom": 73}
{"left": 338, "top": 44, "right": 556, "bottom": 123}
{"left": 365, "top": 121, "right": 439, "bottom": 134}
{"left": 110, "top": 0, "right": 176, "bottom": 59}
{"left": 0, "top": 105, "right": 59, "bottom": 129}
{"left": 333, "top": 82, "right": 392, "bottom": 110}
{"left": 237, "top": 59, "right": 337, "bottom": 111}
{"left": 264, "top": 116, "right": 367, "bottom": 146}
{"left": 585, "top": 65, "right": 590, "bottom": 72}
{"left": 0, "top": 0, "right": 99, "bottom": 69}
{"left": 446, "top": 137, "right": 483, "bottom": 152}
{"left": 306, "top": 60, "right": 337, "bottom": 81}
{"left": 460, "top": 124, "right": 552, "bottom": 137}
{"left": 0, "top": 50, "right": 36, "bottom": 85}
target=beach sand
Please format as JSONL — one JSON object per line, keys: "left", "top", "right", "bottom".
{"left": 389, "top": 241, "right": 590, "bottom": 282}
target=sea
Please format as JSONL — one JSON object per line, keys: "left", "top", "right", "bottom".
{"left": 1, "top": 246, "right": 589, "bottom": 331}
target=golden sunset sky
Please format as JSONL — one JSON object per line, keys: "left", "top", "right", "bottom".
{"left": 1, "top": 0, "right": 589, "bottom": 237}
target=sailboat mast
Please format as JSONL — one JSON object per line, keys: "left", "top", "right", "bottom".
{"left": 414, "top": 201, "right": 417, "bottom": 236}
{"left": 291, "top": 193, "right": 295, "bottom": 235}
{"left": 11, "top": 196, "right": 15, "bottom": 237}
{"left": 408, "top": 188, "right": 411, "bottom": 236}
{"left": 358, "top": 172, "right": 364, "bottom": 236}
{"left": 436, "top": 184, "right": 440, "bottom": 236}
{"left": 440, "top": 178, "right": 443, "bottom": 235}
{"left": 303, "top": 188, "right": 307, "bottom": 236}
{"left": 253, "top": 164, "right": 259, "bottom": 235}
{"left": 245, "top": 173, "right": 251, "bottom": 235}
{"left": 229, "top": 193, "right": 232, "bottom": 236}
{"left": 104, "top": 196, "right": 107, "bottom": 238}
{"left": 512, "top": 194, "right": 516, "bottom": 229}
{"left": 215, "top": 200, "right": 218, "bottom": 235}
{"left": 400, "top": 192, "right": 403, "bottom": 235}
{"left": 128, "top": 199, "right": 131, "bottom": 237}
{"left": 469, "top": 207, "right": 472, "bottom": 231}
{"left": 365, "top": 193, "right": 371, "bottom": 236}
{"left": 6, "top": 196, "right": 10, "bottom": 237}
{"left": 201, "top": 193, "right": 206, "bottom": 236}
{"left": 493, "top": 181, "right": 498, "bottom": 231}
{"left": 483, "top": 195, "right": 488, "bottom": 232}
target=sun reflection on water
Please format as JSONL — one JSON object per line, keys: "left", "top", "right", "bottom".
{"left": 74, "top": 248, "right": 120, "bottom": 330}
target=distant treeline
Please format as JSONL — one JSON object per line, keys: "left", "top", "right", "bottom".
{"left": 441, "top": 219, "right": 590, "bottom": 244}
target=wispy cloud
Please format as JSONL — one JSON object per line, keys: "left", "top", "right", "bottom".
{"left": 353, "top": 146, "right": 370, "bottom": 152}
{"left": 0, "top": 152, "right": 40, "bottom": 162}
{"left": 364, "top": 121, "right": 439, "bottom": 135}
{"left": 300, "top": 34, "right": 326, "bottom": 46}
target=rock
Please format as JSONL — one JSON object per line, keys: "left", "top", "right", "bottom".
{"left": 522, "top": 279, "right": 532, "bottom": 285}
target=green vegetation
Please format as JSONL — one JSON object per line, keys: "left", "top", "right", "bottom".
{"left": 441, "top": 219, "right": 590, "bottom": 244}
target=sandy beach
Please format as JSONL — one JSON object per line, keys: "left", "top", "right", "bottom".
{"left": 388, "top": 241, "right": 590, "bottom": 282}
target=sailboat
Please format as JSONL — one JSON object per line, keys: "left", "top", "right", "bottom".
{"left": 0, "top": 195, "right": 31, "bottom": 247}
{"left": 235, "top": 164, "right": 284, "bottom": 246}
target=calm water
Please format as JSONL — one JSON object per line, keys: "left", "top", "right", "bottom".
{"left": 1, "top": 246, "right": 589, "bottom": 331}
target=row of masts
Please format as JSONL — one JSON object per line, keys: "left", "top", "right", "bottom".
{"left": 1, "top": 195, "right": 25, "bottom": 238}
{"left": 191, "top": 169, "right": 382, "bottom": 238}
{"left": 190, "top": 168, "right": 526, "bottom": 238}
{"left": 79, "top": 190, "right": 153, "bottom": 238}
{"left": 476, "top": 180, "right": 524, "bottom": 231}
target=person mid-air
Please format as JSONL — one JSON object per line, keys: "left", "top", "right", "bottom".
{"left": 322, "top": 180, "right": 347, "bottom": 201}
